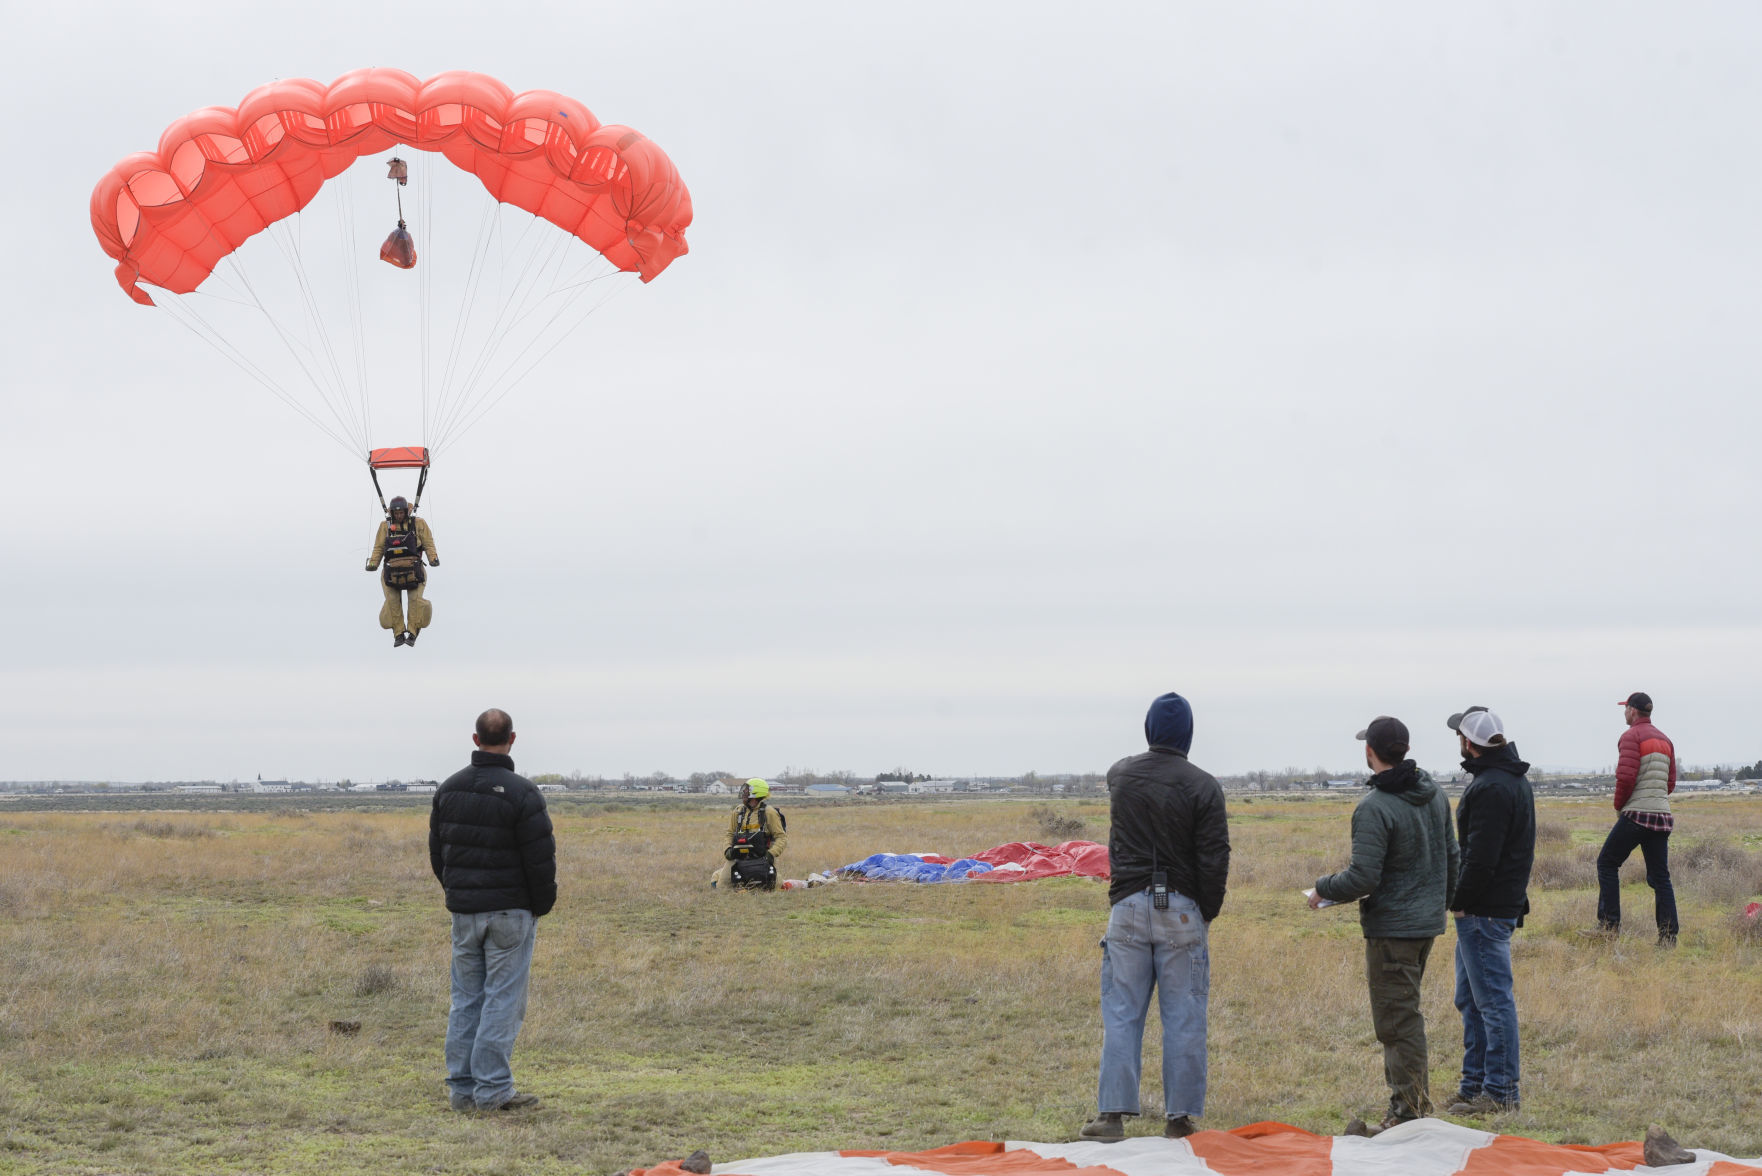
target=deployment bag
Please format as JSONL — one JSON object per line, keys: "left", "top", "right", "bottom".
{"left": 730, "top": 852, "right": 777, "bottom": 890}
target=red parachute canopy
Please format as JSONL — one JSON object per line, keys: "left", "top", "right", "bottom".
{"left": 90, "top": 69, "right": 692, "bottom": 306}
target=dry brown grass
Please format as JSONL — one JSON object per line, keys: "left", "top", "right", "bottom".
{"left": 0, "top": 794, "right": 1758, "bottom": 1174}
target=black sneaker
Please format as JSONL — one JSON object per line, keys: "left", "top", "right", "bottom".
{"left": 405, "top": 630, "right": 418, "bottom": 646}
{"left": 1078, "top": 1112, "right": 1125, "bottom": 1142}
{"left": 1165, "top": 1115, "right": 1196, "bottom": 1139}
{"left": 1657, "top": 932, "right": 1678, "bottom": 948}
{"left": 393, "top": 632, "right": 408, "bottom": 647}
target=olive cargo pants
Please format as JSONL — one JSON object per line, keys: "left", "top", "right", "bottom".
{"left": 1366, "top": 936, "right": 1436, "bottom": 1120}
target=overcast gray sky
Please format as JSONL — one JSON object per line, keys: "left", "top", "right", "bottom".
{"left": 2, "top": 2, "right": 1757, "bottom": 782}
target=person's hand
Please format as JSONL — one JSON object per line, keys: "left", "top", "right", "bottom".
{"left": 724, "top": 846, "right": 738, "bottom": 861}
{"left": 428, "top": 559, "right": 439, "bottom": 567}
{"left": 364, "top": 563, "right": 376, "bottom": 572}
{"left": 1450, "top": 910, "right": 1464, "bottom": 919}
{"left": 1307, "top": 890, "right": 1327, "bottom": 910}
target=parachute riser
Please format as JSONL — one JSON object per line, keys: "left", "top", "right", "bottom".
{"left": 368, "top": 461, "right": 429, "bottom": 517}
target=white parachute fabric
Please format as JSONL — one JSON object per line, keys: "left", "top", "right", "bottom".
{"left": 630, "top": 1119, "right": 1762, "bottom": 1176}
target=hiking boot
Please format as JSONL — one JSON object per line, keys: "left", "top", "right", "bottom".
{"left": 393, "top": 632, "right": 408, "bottom": 647}
{"left": 1447, "top": 1093, "right": 1514, "bottom": 1116}
{"left": 448, "top": 1092, "right": 473, "bottom": 1111}
{"left": 404, "top": 630, "right": 418, "bottom": 646}
{"left": 1656, "top": 932, "right": 1678, "bottom": 949}
{"left": 486, "top": 1091, "right": 540, "bottom": 1111}
{"left": 1078, "top": 1112, "right": 1126, "bottom": 1142}
{"left": 1577, "top": 923, "right": 1618, "bottom": 941}
{"left": 1165, "top": 1115, "right": 1196, "bottom": 1139}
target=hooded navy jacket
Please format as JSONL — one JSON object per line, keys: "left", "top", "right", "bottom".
{"left": 429, "top": 751, "right": 557, "bottom": 917}
{"left": 1104, "top": 693, "right": 1231, "bottom": 920}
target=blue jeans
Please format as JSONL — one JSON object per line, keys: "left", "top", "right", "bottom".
{"left": 1595, "top": 817, "right": 1677, "bottom": 937}
{"left": 1096, "top": 889, "right": 1210, "bottom": 1118}
{"left": 446, "top": 909, "right": 537, "bottom": 1109}
{"left": 1453, "top": 915, "right": 1519, "bottom": 1106}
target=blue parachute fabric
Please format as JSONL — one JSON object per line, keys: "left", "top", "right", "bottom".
{"left": 837, "top": 853, "right": 995, "bottom": 883}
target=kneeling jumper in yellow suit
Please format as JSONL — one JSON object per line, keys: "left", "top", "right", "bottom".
{"left": 365, "top": 496, "right": 439, "bottom": 648}
{"left": 711, "top": 779, "right": 788, "bottom": 890}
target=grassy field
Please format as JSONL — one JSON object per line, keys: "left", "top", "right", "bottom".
{"left": 2, "top": 792, "right": 1760, "bottom": 1175}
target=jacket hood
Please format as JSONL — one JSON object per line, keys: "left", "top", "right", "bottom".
{"left": 1370, "top": 759, "right": 1439, "bottom": 805}
{"left": 1144, "top": 692, "right": 1194, "bottom": 753}
{"left": 1463, "top": 741, "right": 1529, "bottom": 777}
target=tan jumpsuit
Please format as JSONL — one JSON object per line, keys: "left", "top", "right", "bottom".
{"left": 365, "top": 516, "right": 439, "bottom": 633}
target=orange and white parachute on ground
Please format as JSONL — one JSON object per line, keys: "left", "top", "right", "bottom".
{"left": 630, "top": 1120, "right": 1762, "bottom": 1176}
{"left": 92, "top": 68, "right": 691, "bottom": 306}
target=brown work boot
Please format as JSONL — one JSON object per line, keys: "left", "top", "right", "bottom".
{"left": 1447, "top": 1093, "right": 1514, "bottom": 1116}
{"left": 489, "top": 1091, "right": 539, "bottom": 1111}
{"left": 1078, "top": 1112, "right": 1125, "bottom": 1142}
{"left": 1165, "top": 1115, "right": 1196, "bottom": 1139}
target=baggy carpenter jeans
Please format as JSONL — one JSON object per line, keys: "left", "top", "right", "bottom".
{"left": 1453, "top": 914, "right": 1520, "bottom": 1107}
{"left": 1096, "top": 889, "right": 1211, "bottom": 1119}
{"left": 1365, "top": 936, "right": 1436, "bottom": 1120}
{"left": 1595, "top": 817, "right": 1678, "bottom": 937}
{"left": 446, "top": 908, "right": 537, "bottom": 1109}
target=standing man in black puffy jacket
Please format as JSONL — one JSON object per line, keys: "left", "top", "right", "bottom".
{"left": 1443, "top": 706, "right": 1535, "bottom": 1118}
{"left": 1080, "top": 691, "right": 1230, "bottom": 1144}
{"left": 429, "top": 708, "right": 556, "bottom": 1112}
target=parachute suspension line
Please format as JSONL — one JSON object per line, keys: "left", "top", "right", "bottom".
{"left": 223, "top": 250, "right": 370, "bottom": 453}
{"left": 431, "top": 196, "right": 501, "bottom": 446}
{"left": 433, "top": 268, "right": 634, "bottom": 453}
{"left": 155, "top": 294, "right": 358, "bottom": 455}
{"left": 434, "top": 199, "right": 550, "bottom": 442}
{"left": 434, "top": 214, "right": 569, "bottom": 440}
{"left": 419, "top": 152, "right": 434, "bottom": 450}
{"left": 334, "top": 164, "right": 372, "bottom": 450}
{"left": 266, "top": 218, "right": 368, "bottom": 449}
{"left": 430, "top": 229, "right": 580, "bottom": 447}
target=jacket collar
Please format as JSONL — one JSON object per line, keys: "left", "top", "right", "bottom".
{"left": 1463, "top": 742, "right": 1523, "bottom": 776}
{"left": 471, "top": 750, "right": 515, "bottom": 771}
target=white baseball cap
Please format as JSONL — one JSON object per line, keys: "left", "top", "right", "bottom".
{"left": 1455, "top": 709, "right": 1506, "bottom": 748}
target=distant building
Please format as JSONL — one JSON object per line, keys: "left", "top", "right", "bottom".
{"left": 908, "top": 779, "right": 959, "bottom": 794}
{"left": 805, "top": 782, "right": 849, "bottom": 798}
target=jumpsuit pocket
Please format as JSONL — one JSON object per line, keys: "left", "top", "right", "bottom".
{"left": 487, "top": 911, "right": 526, "bottom": 950}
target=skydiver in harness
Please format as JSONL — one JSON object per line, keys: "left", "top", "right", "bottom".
{"left": 365, "top": 496, "right": 439, "bottom": 647}
{"left": 711, "top": 779, "right": 789, "bottom": 890}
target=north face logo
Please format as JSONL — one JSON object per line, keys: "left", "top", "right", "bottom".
{"left": 493, "top": 786, "right": 505, "bottom": 793}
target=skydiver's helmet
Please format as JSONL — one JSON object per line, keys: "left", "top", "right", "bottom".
{"left": 388, "top": 496, "right": 409, "bottom": 521}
